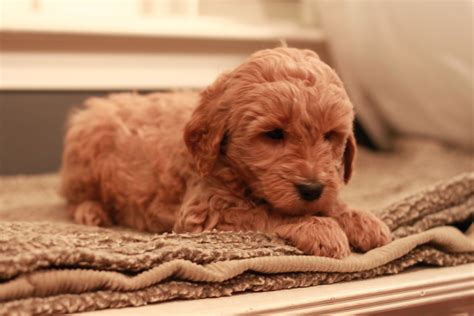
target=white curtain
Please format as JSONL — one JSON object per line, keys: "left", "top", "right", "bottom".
{"left": 318, "top": 0, "right": 473, "bottom": 149}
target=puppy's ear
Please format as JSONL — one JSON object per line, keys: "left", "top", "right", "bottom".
{"left": 343, "top": 133, "right": 356, "bottom": 183}
{"left": 184, "top": 72, "right": 231, "bottom": 176}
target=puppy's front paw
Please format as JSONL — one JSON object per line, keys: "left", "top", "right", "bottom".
{"left": 335, "top": 209, "right": 392, "bottom": 252}
{"left": 275, "top": 217, "right": 351, "bottom": 259}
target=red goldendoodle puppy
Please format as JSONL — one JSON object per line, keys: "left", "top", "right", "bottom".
{"left": 61, "top": 47, "right": 392, "bottom": 258}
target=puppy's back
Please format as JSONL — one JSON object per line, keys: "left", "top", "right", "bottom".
{"left": 60, "top": 91, "right": 198, "bottom": 228}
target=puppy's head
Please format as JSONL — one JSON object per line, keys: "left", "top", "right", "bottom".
{"left": 184, "top": 47, "right": 356, "bottom": 215}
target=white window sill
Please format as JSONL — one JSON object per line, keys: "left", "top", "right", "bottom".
{"left": 77, "top": 263, "right": 474, "bottom": 315}
{"left": 1, "top": 14, "right": 324, "bottom": 42}
{"left": 0, "top": 18, "right": 325, "bottom": 90}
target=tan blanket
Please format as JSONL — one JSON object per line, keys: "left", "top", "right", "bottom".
{"left": 0, "top": 139, "right": 473, "bottom": 315}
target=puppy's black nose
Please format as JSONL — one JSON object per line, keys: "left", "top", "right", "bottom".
{"left": 295, "top": 182, "right": 324, "bottom": 201}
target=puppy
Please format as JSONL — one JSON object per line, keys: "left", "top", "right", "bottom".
{"left": 61, "top": 47, "right": 392, "bottom": 258}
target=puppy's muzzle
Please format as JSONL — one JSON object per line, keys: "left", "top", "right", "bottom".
{"left": 295, "top": 182, "right": 324, "bottom": 201}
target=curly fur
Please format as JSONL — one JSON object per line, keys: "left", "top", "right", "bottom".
{"left": 60, "top": 47, "right": 392, "bottom": 258}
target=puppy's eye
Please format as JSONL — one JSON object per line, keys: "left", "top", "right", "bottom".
{"left": 265, "top": 128, "right": 285, "bottom": 140}
{"left": 324, "top": 130, "right": 336, "bottom": 141}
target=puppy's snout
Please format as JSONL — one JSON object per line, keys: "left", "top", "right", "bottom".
{"left": 295, "top": 182, "right": 324, "bottom": 201}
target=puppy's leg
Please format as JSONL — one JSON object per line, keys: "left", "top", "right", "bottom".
{"left": 274, "top": 217, "right": 351, "bottom": 258}
{"left": 328, "top": 202, "right": 392, "bottom": 252}
{"left": 70, "top": 201, "right": 113, "bottom": 227}
{"left": 175, "top": 202, "right": 265, "bottom": 233}
{"left": 176, "top": 195, "right": 350, "bottom": 258}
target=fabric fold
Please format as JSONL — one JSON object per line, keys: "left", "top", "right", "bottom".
{"left": 1, "top": 224, "right": 473, "bottom": 303}
{"left": 0, "top": 172, "right": 473, "bottom": 314}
